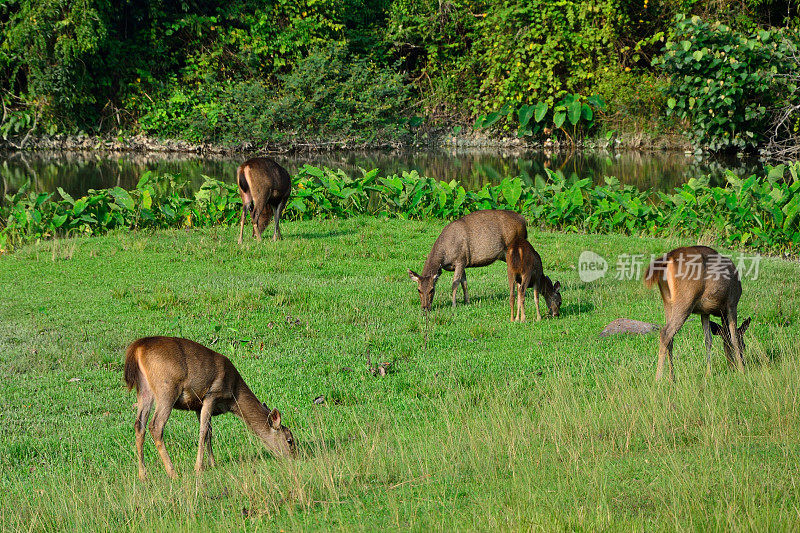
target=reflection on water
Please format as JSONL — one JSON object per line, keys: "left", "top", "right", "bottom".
{"left": 0, "top": 149, "right": 766, "bottom": 198}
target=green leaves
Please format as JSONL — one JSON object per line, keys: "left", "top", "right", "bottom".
{"left": 534, "top": 102, "right": 549, "bottom": 122}
{"left": 518, "top": 105, "right": 534, "bottom": 128}
{"left": 500, "top": 178, "right": 522, "bottom": 208}
{"left": 110, "top": 187, "right": 135, "bottom": 211}
{"left": 473, "top": 93, "right": 603, "bottom": 139}
{"left": 3, "top": 163, "right": 798, "bottom": 254}
{"left": 553, "top": 111, "right": 566, "bottom": 128}
{"left": 657, "top": 16, "right": 792, "bottom": 152}
{"left": 568, "top": 100, "right": 582, "bottom": 125}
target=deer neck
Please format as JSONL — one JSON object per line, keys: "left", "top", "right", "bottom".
{"left": 231, "top": 385, "right": 273, "bottom": 440}
{"left": 421, "top": 245, "right": 445, "bottom": 278}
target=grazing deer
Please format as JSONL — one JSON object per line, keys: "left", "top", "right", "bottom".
{"left": 408, "top": 210, "right": 527, "bottom": 310}
{"left": 124, "top": 336, "right": 296, "bottom": 480}
{"left": 506, "top": 238, "right": 562, "bottom": 321}
{"left": 237, "top": 157, "right": 292, "bottom": 244}
{"left": 644, "top": 246, "right": 751, "bottom": 381}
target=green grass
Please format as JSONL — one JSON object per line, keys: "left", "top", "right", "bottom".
{"left": 1, "top": 217, "right": 799, "bottom": 531}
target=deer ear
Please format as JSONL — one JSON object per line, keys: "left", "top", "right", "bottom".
{"left": 408, "top": 269, "right": 420, "bottom": 282}
{"left": 709, "top": 321, "right": 723, "bottom": 336}
{"left": 269, "top": 408, "right": 282, "bottom": 429}
{"left": 553, "top": 281, "right": 561, "bottom": 292}
{"left": 739, "top": 317, "right": 751, "bottom": 334}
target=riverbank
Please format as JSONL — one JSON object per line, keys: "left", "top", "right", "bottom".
{"left": 1, "top": 219, "right": 799, "bottom": 530}
{"left": 0, "top": 128, "right": 691, "bottom": 156}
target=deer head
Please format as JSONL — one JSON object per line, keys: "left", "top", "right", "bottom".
{"left": 408, "top": 269, "right": 439, "bottom": 311}
{"left": 543, "top": 277, "right": 562, "bottom": 317}
{"left": 259, "top": 404, "right": 296, "bottom": 457}
{"left": 709, "top": 317, "right": 751, "bottom": 367}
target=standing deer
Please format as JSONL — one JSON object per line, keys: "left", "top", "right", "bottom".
{"left": 644, "top": 246, "right": 751, "bottom": 381}
{"left": 124, "top": 336, "right": 296, "bottom": 480}
{"left": 506, "top": 238, "right": 562, "bottom": 321}
{"left": 237, "top": 157, "right": 291, "bottom": 244}
{"left": 408, "top": 210, "right": 527, "bottom": 310}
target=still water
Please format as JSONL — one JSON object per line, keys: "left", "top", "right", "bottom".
{"left": 0, "top": 149, "right": 766, "bottom": 198}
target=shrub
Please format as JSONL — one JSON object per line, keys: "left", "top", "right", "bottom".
{"left": 656, "top": 15, "right": 796, "bottom": 151}
{"left": 269, "top": 44, "right": 411, "bottom": 140}
{"left": 2, "top": 164, "right": 798, "bottom": 255}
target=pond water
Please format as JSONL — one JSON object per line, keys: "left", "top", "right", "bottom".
{"left": 0, "top": 148, "right": 767, "bottom": 198}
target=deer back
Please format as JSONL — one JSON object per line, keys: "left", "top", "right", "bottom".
{"left": 644, "top": 246, "right": 741, "bottom": 315}
{"left": 125, "top": 336, "right": 243, "bottom": 411}
{"left": 506, "top": 238, "right": 541, "bottom": 281}
{"left": 432, "top": 210, "right": 527, "bottom": 270}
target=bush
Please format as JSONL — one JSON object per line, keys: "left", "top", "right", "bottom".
{"left": 3, "top": 163, "right": 799, "bottom": 255}
{"left": 269, "top": 44, "right": 411, "bottom": 140}
{"left": 656, "top": 15, "right": 796, "bottom": 151}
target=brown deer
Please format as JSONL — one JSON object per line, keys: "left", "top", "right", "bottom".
{"left": 237, "top": 157, "right": 292, "bottom": 244}
{"left": 644, "top": 246, "right": 751, "bottom": 381}
{"left": 124, "top": 336, "right": 296, "bottom": 480}
{"left": 506, "top": 238, "right": 562, "bottom": 321}
{"left": 408, "top": 210, "right": 527, "bottom": 310}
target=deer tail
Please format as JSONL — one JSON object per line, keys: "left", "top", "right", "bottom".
{"left": 644, "top": 255, "right": 669, "bottom": 289}
{"left": 507, "top": 242, "right": 521, "bottom": 271}
{"left": 237, "top": 166, "right": 249, "bottom": 195}
{"left": 124, "top": 341, "right": 142, "bottom": 392}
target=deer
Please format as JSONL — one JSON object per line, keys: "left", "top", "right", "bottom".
{"left": 644, "top": 246, "right": 751, "bottom": 381}
{"left": 506, "top": 238, "right": 562, "bottom": 321}
{"left": 237, "top": 157, "right": 292, "bottom": 244}
{"left": 124, "top": 336, "right": 296, "bottom": 480}
{"left": 408, "top": 209, "right": 527, "bottom": 310}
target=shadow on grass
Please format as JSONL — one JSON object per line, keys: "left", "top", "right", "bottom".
{"left": 231, "top": 436, "right": 351, "bottom": 463}
{"left": 748, "top": 347, "right": 785, "bottom": 368}
{"left": 560, "top": 300, "right": 595, "bottom": 315}
{"left": 295, "top": 229, "right": 356, "bottom": 240}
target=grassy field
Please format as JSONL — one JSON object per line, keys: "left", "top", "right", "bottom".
{"left": 1, "top": 217, "right": 799, "bottom": 531}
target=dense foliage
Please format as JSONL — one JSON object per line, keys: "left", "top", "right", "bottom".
{"left": 657, "top": 15, "right": 797, "bottom": 151}
{"left": 2, "top": 163, "right": 798, "bottom": 254}
{"left": 0, "top": 0, "right": 798, "bottom": 148}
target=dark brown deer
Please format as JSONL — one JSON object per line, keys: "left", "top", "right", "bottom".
{"left": 237, "top": 157, "right": 292, "bottom": 244}
{"left": 408, "top": 210, "right": 527, "bottom": 310}
{"left": 506, "top": 238, "right": 562, "bottom": 321}
{"left": 644, "top": 246, "right": 751, "bottom": 381}
{"left": 124, "top": 336, "right": 296, "bottom": 480}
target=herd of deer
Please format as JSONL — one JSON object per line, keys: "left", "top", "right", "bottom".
{"left": 124, "top": 157, "right": 751, "bottom": 479}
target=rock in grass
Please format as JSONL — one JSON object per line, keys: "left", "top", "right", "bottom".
{"left": 600, "top": 318, "right": 660, "bottom": 337}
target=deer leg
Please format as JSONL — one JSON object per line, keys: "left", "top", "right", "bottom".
{"left": 727, "top": 311, "right": 745, "bottom": 372}
{"left": 451, "top": 265, "right": 466, "bottom": 307}
{"left": 195, "top": 410, "right": 215, "bottom": 467}
{"left": 272, "top": 200, "right": 286, "bottom": 241}
{"left": 238, "top": 204, "right": 247, "bottom": 245}
{"left": 461, "top": 270, "right": 469, "bottom": 305}
{"left": 148, "top": 393, "right": 179, "bottom": 479}
{"left": 656, "top": 305, "right": 691, "bottom": 381}
{"left": 134, "top": 388, "right": 154, "bottom": 481}
{"left": 518, "top": 282, "right": 526, "bottom": 322}
{"left": 509, "top": 274, "right": 516, "bottom": 322}
{"left": 701, "top": 314, "right": 713, "bottom": 376}
{"left": 533, "top": 288, "right": 541, "bottom": 321}
{"left": 251, "top": 205, "right": 263, "bottom": 242}
{"left": 195, "top": 401, "right": 214, "bottom": 473}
